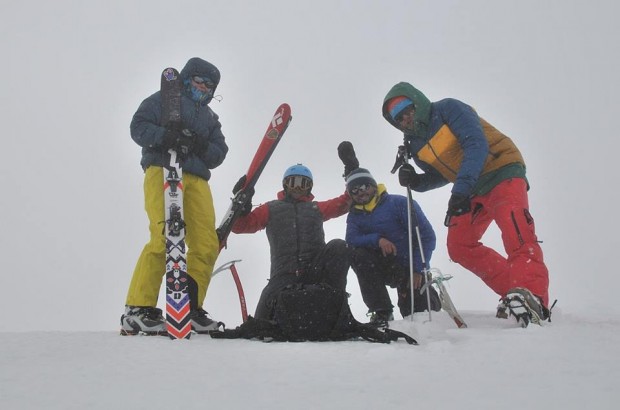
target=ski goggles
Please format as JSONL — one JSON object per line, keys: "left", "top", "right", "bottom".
{"left": 393, "top": 105, "right": 414, "bottom": 124}
{"left": 348, "top": 183, "right": 372, "bottom": 195}
{"left": 192, "top": 76, "right": 215, "bottom": 88}
{"left": 283, "top": 175, "right": 313, "bottom": 193}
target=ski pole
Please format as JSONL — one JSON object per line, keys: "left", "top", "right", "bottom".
{"left": 391, "top": 146, "right": 432, "bottom": 322}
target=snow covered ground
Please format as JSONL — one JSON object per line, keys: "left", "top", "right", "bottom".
{"left": 2, "top": 2, "right": 619, "bottom": 408}
{"left": 2, "top": 309, "right": 619, "bottom": 410}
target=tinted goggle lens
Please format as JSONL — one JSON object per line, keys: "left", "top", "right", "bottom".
{"left": 394, "top": 105, "right": 414, "bottom": 123}
{"left": 284, "top": 176, "right": 313, "bottom": 192}
{"left": 192, "top": 76, "right": 215, "bottom": 87}
{"left": 349, "top": 184, "right": 371, "bottom": 195}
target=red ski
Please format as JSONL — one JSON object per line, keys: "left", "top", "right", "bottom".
{"left": 215, "top": 104, "right": 292, "bottom": 321}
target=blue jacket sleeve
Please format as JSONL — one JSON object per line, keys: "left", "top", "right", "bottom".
{"left": 345, "top": 214, "right": 382, "bottom": 248}
{"left": 196, "top": 110, "right": 227, "bottom": 169}
{"left": 130, "top": 93, "right": 166, "bottom": 149}
{"left": 437, "top": 99, "right": 489, "bottom": 196}
{"left": 411, "top": 159, "right": 450, "bottom": 192}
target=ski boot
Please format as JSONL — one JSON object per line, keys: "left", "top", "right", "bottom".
{"left": 503, "top": 288, "right": 549, "bottom": 327}
{"left": 189, "top": 308, "right": 224, "bottom": 334}
{"left": 120, "top": 306, "right": 167, "bottom": 336}
{"left": 368, "top": 310, "right": 394, "bottom": 329}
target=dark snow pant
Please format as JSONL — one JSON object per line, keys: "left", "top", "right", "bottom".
{"left": 351, "top": 247, "right": 440, "bottom": 318}
{"left": 254, "top": 239, "right": 350, "bottom": 320}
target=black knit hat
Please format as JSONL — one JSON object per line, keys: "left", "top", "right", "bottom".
{"left": 346, "top": 168, "right": 377, "bottom": 191}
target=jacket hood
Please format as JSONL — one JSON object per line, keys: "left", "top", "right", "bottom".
{"left": 382, "top": 82, "right": 431, "bottom": 138}
{"left": 180, "top": 57, "right": 220, "bottom": 104}
{"left": 180, "top": 57, "right": 221, "bottom": 85}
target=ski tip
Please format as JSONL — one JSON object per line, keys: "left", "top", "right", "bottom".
{"left": 161, "top": 67, "right": 179, "bottom": 82}
{"left": 277, "top": 103, "right": 292, "bottom": 119}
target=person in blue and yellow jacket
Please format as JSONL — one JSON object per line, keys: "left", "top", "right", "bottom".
{"left": 383, "top": 82, "right": 550, "bottom": 326}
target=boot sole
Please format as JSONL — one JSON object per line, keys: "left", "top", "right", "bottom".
{"left": 119, "top": 328, "right": 168, "bottom": 337}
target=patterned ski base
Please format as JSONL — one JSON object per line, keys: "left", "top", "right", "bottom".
{"left": 165, "top": 292, "right": 192, "bottom": 338}
{"left": 161, "top": 67, "right": 191, "bottom": 340}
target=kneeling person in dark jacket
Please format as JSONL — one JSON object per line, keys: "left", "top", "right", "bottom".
{"left": 345, "top": 168, "right": 440, "bottom": 328}
{"left": 232, "top": 164, "right": 352, "bottom": 320}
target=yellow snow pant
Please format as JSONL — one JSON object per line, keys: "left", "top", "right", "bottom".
{"left": 126, "top": 166, "right": 219, "bottom": 308}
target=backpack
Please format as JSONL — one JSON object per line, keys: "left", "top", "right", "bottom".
{"left": 210, "top": 283, "right": 417, "bottom": 345}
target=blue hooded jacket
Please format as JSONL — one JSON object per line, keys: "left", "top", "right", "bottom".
{"left": 346, "top": 185, "right": 435, "bottom": 272}
{"left": 130, "top": 58, "right": 228, "bottom": 180}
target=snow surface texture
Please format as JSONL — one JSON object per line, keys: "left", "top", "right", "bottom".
{"left": 2, "top": 310, "right": 619, "bottom": 410}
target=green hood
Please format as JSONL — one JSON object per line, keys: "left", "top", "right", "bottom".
{"left": 382, "top": 82, "right": 431, "bottom": 138}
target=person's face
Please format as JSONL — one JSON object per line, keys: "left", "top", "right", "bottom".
{"left": 283, "top": 175, "right": 313, "bottom": 199}
{"left": 349, "top": 183, "right": 377, "bottom": 205}
{"left": 395, "top": 105, "right": 415, "bottom": 132}
{"left": 191, "top": 76, "right": 214, "bottom": 93}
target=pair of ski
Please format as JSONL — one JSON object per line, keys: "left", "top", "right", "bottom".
{"left": 160, "top": 67, "right": 291, "bottom": 339}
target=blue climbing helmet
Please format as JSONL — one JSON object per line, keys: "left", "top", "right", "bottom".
{"left": 282, "top": 164, "right": 313, "bottom": 194}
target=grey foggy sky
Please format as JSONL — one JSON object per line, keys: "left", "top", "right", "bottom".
{"left": 1, "top": 0, "right": 617, "bottom": 330}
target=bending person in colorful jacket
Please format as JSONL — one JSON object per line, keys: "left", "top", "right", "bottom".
{"left": 383, "top": 82, "right": 550, "bottom": 326}
{"left": 345, "top": 168, "right": 440, "bottom": 328}
{"left": 232, "top": 164, "right": 351, "bottom": 320}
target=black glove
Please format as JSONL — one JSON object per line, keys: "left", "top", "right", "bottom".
{"left": 162, "top": 127, "right": 180, "bottom": 149}
{"left": 337, "top": 141, "right": 359, "bottom": 177}
{"left": 446, "top": 193, "right": 471, "bottom": 217}
{"left": 238, "top": 189, "right": 254, "bottom": 216}
{"left": 177, "top": 129, "right": 197, "bottom": 154}
{"left": 162, "top": 127, "right": 196, "bottom": 154}
{"left": 232, "top": 175, "right": 247, "bottom": 194}
{"left": 398, "top": 163, "right": 420, "bottom": 189}
{"left": 232, "top": 175, "right": 254, "bottom": 216}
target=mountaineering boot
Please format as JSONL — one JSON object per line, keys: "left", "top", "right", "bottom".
{"left": 414, "top": 285, "right": 442, "bottom": 313}
{"left": 368, "top": 310, "right": 394, "bottom": 329}
{"left": 496, "top": 299, "right": 509, "bottom": 319}
{"left": 189, "top": 308, "right": 223, "bottom": 334}
{"left": 503, "top": 287, "right": 549, "bottom": 327}
{"left": 120, "top": 306, "right": 167, "bottom": 336}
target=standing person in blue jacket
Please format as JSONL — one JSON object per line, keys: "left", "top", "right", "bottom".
{"left": 345, "top": 167, "right": 440, "bottom": 328}
{"left": 121, "top": 57, "right": 229, "bottom": 336}
{"left": 383, "top": 82, "right": 550, "bottom": 326}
